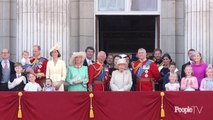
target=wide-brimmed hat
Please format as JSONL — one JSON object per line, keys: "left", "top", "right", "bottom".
{"left": 49, "top": 43, "right": 61, "bottom": 54}
{"left": 70, "top": 52, "right": 86, "bottom": 65}
{"left": 116, "top": 58, "right": 127, "bottom": 67}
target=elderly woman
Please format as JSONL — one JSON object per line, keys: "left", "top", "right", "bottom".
{"left": 46, "top": 43, "right": 67, "bottom": 91}
{"left": 191, "top": 51, "right": 208, "bottom": 88}
{"left": 110, "top": 58, "right": 132, "bottom": 91}
{"left": 66, "top": 52, "right": 88, "bottom": 91}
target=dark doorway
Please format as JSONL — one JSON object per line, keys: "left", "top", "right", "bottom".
{"left": 98, "top": 15, "right": 157, "bottom": 53}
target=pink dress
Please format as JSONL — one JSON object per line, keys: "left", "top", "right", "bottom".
{"left": 181, "top": 76, "right": 198, "bottom": 91}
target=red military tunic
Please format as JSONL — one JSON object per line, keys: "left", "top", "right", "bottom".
{"left": 30, "top": 57, "right": 48, "bottom": 84}
{"left": 133, "top": 59, "right": 160, "bottom": 91}
{"left": 88, "top": 62, "right": 110, "bottom": 91}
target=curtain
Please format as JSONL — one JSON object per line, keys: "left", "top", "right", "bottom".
{"left": 98, "top": 0, "right": 125, "bottom": 11}
{"left": 131, "top": 0, "right": 158, "bottom": 11}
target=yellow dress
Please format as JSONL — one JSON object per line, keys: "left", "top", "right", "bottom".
{"left": 46, "top": 59, "right": 67, "bottom": 91}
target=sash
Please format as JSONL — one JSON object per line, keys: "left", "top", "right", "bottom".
{"left": 96, "top": 69, "right": 107, "bottom": 81}
{"left": 32, "top": 57, "right": 46, "bottom": 70}
{"left": 136, "top": 60, "right": 152, "bottom": 78}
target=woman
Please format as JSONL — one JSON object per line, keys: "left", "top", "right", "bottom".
{"left": 66, "top": 52, "right": 88, "bottom": 91}
{"left": 191, "top": 51, "right": 208, "bottom": 88}
{"left": 46, "top": 43, "right": 67, "bottom": 91}
{"left": 110, "top": 58, "right": 132, "bottom": 91}
{"left": 157, "top": 53, "right": 172, "bottom": 91}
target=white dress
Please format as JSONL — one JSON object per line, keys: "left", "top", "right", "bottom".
{"left": 165, "top": 82, "right": 180, "bottom": 91}
{"left": 46, "top": 59, "right": 67, "bottom": 91}
{"left": 24, "top": 82, "right": 42, "bottom": 91}
{"left": 110, "top": 70, "right": 132, "bottom": 91}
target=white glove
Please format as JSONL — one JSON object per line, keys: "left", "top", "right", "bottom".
{"left": 14, "top": 78, "right": 23, "bottom": 85}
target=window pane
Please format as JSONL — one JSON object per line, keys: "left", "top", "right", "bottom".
{"left": 98, "top": 0, "right": 125, "bottom": 11}
{"left": 131, "top": 0, "right": 158, "bottom": 11}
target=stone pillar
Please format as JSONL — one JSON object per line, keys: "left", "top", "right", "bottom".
{"left": 17, "top": 0, "right": 71, "bottom": 63}
{"left": 0, "top": 0, "right": 11, "bottom": 52}
{"left": 79, "top": 0, "right": 94, "bottom": 51}
{"left": 160, "top": 0, "right": 176, "bottom": 60}
{"left": 185, "top": 0, "right": 213, "bottom": 64}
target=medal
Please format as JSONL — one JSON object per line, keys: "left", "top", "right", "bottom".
{"left": 145, "top": 74, "right": 148, "bottom": 78}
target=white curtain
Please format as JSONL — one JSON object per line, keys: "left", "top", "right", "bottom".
{"left": 131, "top": 0, "right": 157, "bottom": 11}
{"left": 98, "top": 0, "right": 125, "bottom": 11}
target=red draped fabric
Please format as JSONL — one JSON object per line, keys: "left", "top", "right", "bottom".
{"left": 0, "top": 92, "right": 212, "bottom": 120}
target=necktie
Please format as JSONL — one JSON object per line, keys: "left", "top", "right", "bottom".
{"left": 4, "top": 61, "right": 8, "bottom": 71}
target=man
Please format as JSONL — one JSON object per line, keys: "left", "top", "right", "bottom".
{"left": 133, "top": 48, "right": 160, "bottom": 91}
{"left": 153, "top": 48, "right": 163, "bottom": 67}
{"left": 88, "top": 51, "right": 110, "bottom": 91}
{"left": 0, "top": 49, "right": 15, "bottom": 91}
{"left": 83, "top": 46, "right": 95, "bottom": 66}
{"left": 181, "top": 49, "right": 195, "bottom": 77}
{"left": 106, "top": 54, "right": 114, "bottom": 68}
{"left": 30, "top": 45, "right": 48, "bottom": 85}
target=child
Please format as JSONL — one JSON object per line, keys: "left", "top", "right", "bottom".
{"left": 43, "top": 78, "right": 55, "bottom": 91}
{"left": 200, "top": 65, "right": 213, "bottom": 91}
{"left": 21, "top": 50, "right": 31, "bottom": 69}
{"left": 165, "top": 72, "right": 180, "bottom": 91}
{"left": 8, "top": 62, "right": 27, "bottom": 91}
{"left": 24, "top": 72, "right": 42, "bottom": 91}
{"left": 163, "top": 62, "right": 181, "bottom": 90}
{"left": 181, "top": 65, "right": 198, "bottom": 91}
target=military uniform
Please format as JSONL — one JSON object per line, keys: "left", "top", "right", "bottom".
{"left": 133, "top": 59, "right": 160, "bottom": 91}
{"left": 88, "top": 62, "right": 110, "bottom": 91}
{"left": 30, "top": 57, "right": 48, "bottom": 85}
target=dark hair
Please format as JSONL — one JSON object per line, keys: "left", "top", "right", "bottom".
{"left": 85, "top": 46, "right": 95, "bottom": 53}
{"left": 50, "top": 50, "right": 61, "bottom": 57}
{"left": 45, "top": 78, "right": 53, "bottom": 83}
{"left": 154, "top": 48, "right": 162, "bottom": 54}
{"left": 15, "top": 62, "right": 23, "bottom": 68}
{"left": 162, "top": 53, "right": 172, "bottom": 61}
{"left": 188, "top": 49, "right": 195, "bottom": 53}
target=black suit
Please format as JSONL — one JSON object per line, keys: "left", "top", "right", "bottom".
{"left": 83, "top": 59, "right": 94, "bottom": 66}
{"left": 9, "top": 74, "right": 26, "bottom": 91}
{"left": 181, "top": 61, "right": 191, "bottom": 78}
{"left": 0, "top": 61, "right": 15, "bottom": 91}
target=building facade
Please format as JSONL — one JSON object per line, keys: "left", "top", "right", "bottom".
{"left": 0, "top": 0, "right": 212, "bottom": 69}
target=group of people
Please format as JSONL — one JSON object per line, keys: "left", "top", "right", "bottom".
{"left": 0, "top": 43, "right": 212, "bottom": 92}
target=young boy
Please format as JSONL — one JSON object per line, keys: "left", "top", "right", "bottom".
{"left": 163, "top": 62, "right": 181, "bottom": 90}
{"left": 43, "top": 78, "right": 55, "bottom": 91}
{"left": 21, "top": 50, "right": 31, "bottom": 69}
{"left": 24, "top": 72, "right": 42, "bottom": 91}
{"left": 8, "top": 62, "right": 27, "bottom": 91}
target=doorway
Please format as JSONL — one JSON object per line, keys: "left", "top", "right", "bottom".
{"left": 97, "top": 15, "right": 159, "bottom": 54}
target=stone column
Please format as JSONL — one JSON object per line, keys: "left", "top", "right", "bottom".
{"left": 17, "top": 0, "right": 71, "bottom": 63}
{"left": 185, "top": 0, "right": 213, "bottom": 64}
{"left": 0, "top": 0, "right": 11, "bottom": 52}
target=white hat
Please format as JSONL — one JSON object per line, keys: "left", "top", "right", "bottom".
{"left": 116, "top": 58, "right": 127, "bottom": 67}
{"left": 70, "top": 52, "right": 86, "bottom": 65}
{"left": 50, "top": 43, "right": 61, "bottom": 53}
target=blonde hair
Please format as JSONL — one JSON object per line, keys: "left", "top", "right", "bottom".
{"left": 206, "top": 64, "right": 213, "bottom": 72}
{"left": 184, "top": 65, "right": 194, "bottom": 76}
{"left": 169, "top": 72, "right": 178, "bottom": 82}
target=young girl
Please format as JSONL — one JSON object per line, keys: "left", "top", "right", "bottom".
{"left": 181, "top": 65, "right": 198, "bottom": 91}
{"left": 24, "top": 72, "right": 42, "bottom": 91}
{"left": 43, "top": 78, "right": 55, "bottom": 91}
{"left": 165, "top": 72, "right": 180, "bottom": 91}
{"left": 200, "top": 65, "right": 213, "bottom": 91}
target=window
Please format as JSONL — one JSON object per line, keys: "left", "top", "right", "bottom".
{"left": 131, "top": 0, "right": 158, "bottom": 11}
{"left": 95, "top": 0, "right": 160, "bottom": 15}
{"left": 98, "top": 0, "right": 125, "bottom": 11}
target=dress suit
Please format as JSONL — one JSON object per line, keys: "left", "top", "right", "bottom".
{"left": 0, "top": 60, "right": 15, "bottom": 91}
